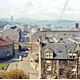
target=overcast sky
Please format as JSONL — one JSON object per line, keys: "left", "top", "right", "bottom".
{"left": 0, "top": 0, "right": 80, "bottom": 20}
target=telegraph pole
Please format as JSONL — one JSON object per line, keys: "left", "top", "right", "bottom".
{"left": 35, "top": 64, "right": 37, "bottom": 79}
{"left": 28, "top": 60, "right": 29, "bottom": 75}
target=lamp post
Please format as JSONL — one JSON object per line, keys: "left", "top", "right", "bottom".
{"left": 15, "top": 50, "right": 18, "bottom": 68}
{"left": 35, "top": 64, "right": 37, "bottom": 79}
{"left": 28, "top": 60, "right": 29, "bottom": 75}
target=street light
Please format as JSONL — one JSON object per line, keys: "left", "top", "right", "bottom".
{"left": 28, "top": 60, "right": 29, "bottom": 75}
{"left": 35, "top": 64, "right": 37, "bottom": 79}
{"left": 15, "top": 51, "right": 18, "bottom": 68}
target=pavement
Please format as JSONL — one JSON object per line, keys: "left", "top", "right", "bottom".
{"left": 5, "top": 51, "right": 39, "bottom": 79}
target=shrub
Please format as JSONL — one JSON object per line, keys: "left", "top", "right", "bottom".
{"left": 2, "top": 67, "right": 4, "bottom": 70}
{"left": 0, "top": 74, "right": 8, "bottom": 79}
{"left": 7, "top": 68, "right": 29, "bottom": 79}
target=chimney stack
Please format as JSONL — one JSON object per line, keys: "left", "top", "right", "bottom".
{"left": 78, "top": 40, "right": 80, "bottom": 50}
{"left": 57, "top": 38, "right": 65, "bottom": 43}
{"left": 50, "top": 37, "right": 54, "bottom": 43}
{"left": 73, "top": 40, "right": 76, "bottom": 44}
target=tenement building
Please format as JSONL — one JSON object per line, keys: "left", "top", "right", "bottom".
{"left": 39, "top": 37, "right": 80, "bottom": 79}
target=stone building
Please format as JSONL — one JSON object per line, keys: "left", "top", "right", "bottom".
{"left": 30, "top": 30, "right": 45, "bottom": 42}
{"left": 0, "top": 37, "right": 14, "bottom": 59}
{"left": 2, "top": 29, "right": 21, "bottom": 41}
{"left": 39, "top": 38, "right": 80, "bottom": 79}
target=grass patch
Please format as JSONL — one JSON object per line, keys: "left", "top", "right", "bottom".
{"left": 0, "top": 63, "right": 8, "bottom": 70}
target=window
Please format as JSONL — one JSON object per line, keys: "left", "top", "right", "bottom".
{"left": 49, "top": 53, "right": 53, "bottom": 58}
{"left": 45, "top": 52, "right": 53, "bottom": 58}
{"left": 2, "top": 50, "right": 5, "bottom": 57}
{"left": 45, "top": 53, "right": 49, "bottom": 58}
{"left": 58, "top": 50, "right": 62, "bottom": 53}
{"left": 6, "top": 49, "right": 10, "bottom": 56}
{"left": 7, "top": 54, "right": 10, "bottom": 56}
{"left": 69, "top": 53, "right": 77, "bottom": 59}
{"left": 47, "top": 63, "right": 51, "bottom": 71}
{"left": 60, "top": 69, "right": 64, "bottom": 75}
{"left": 71, "top": 65, "right": 76, "bottom": 71}
{"left": 7, "top": 49, "right": 9, "bottom": 53}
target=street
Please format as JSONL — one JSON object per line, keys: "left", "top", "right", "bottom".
{"left": 5, "top": 51, "right": 39, "bottom": 79}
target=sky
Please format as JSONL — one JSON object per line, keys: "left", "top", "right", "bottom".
{"left": 0, "top": 0, "right": 80, "bottom": 20}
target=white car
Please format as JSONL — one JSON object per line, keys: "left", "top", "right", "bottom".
{"left": 19, "top": 56, "right": 23, "bottom": 61}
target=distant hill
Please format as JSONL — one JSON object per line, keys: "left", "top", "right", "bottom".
{"left": 0, "top": 18, "right": 78, "bottom": 24}
{"left": 0, "top": 18, "right": 80, "bottom": 27}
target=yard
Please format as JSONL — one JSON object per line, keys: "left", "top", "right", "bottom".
{"left": 0, "top": 63, "right": 8, "bottom": 70}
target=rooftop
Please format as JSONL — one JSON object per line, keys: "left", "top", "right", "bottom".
{"left": 0, "top": 37, "right": 13, "bottom": 47}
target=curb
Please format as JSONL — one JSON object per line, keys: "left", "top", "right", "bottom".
{"left": 5, "top": 63, "right": 10, "bottom": 71}
{"left": 30, "top": 59, "right": 39, "bottom": 70}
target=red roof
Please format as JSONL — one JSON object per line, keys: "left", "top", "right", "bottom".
{"left": 0, "top": 38, "right": 12, "bottom": 47}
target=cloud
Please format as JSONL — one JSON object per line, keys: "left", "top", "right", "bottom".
{"left": 0, "top": 0, "right": 80, "bottom": 20}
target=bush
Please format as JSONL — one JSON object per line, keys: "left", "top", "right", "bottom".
{"left": 0, "top": 74, "right": 8, "bottom": 79}
{"left": 7, "top": 68, "right": 29, "bottom": 79}
{"left": 2, "top": 67, "right": 4, "bottom": 70}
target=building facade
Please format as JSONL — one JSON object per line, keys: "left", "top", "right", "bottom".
{"left": 39, "top": 38, "right": 80, "bottom": 79}
{"left": 30, "top": 30, "right": 45, "bottom": 42}
{"left": 2, "top": 29, "right": 21, "bottom": 41}
{"left": 0, "top": 37, "right": 14, "bottom": 59}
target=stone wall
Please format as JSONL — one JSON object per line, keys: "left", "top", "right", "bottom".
{"left": 41, "top": 59, "right": 78, "bottom": 79}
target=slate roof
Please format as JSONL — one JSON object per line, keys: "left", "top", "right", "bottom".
{"left": 42, "top": 43, "right": 77, "bottom": 59}
{"left": 6, "top": 36, "right": 14, "bottom": 44}
{"left": 31, "top": 31, "right": 45, "bottom": 36}
{"left": 45, "top": 47, "right": 53, "bottom": 52}
{"left": 3, "top": 24, "right": 24, "bottom": 31}
{"left": 66, "top": 43, "right": 77, "bottom": 53}
{"left": 42, "top": 43, "right": 68, "bottom": 59}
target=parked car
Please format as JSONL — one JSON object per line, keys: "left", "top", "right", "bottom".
{"left": 19, "top": 56, "right": 23, "bottom": 61}
{"left": 23, "top": 54, "right": 27, "bottom": 57}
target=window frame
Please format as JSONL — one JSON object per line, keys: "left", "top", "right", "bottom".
{"left": 45, "top": 52, "right": 53, "bottom": 58}
{"left": 68, "top": 52, "right": 77, "bottom": 59}
{"left": 6, "top": 49, "right": 10, "bottom": 56}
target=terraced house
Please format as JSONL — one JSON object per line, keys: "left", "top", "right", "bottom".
{"left": 39, "top": 37, "right": 80, "bottom": 79}
{"left": 0, "top": 37, "right": 14, "bottom": 59}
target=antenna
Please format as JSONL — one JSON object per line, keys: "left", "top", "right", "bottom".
{"left": 56, "top": 0, "right": 69, "bottom": 30}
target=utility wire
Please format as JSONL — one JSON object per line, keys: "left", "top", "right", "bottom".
{"left": 56, "top": 0, "right": 69, "bottom": 29}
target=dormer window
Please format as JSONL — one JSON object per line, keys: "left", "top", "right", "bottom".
{"left": 44, "top": 47, "right": 53, "bottom": 58}
{"left": 69, "top": 52, "right": 77, "bottom": 59}
{"left": 45, "top": 52, "right": 53, "bottom": 58}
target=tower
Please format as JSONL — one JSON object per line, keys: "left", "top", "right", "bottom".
{"left": 11, "top": 16, "right": 13, "bottom": 23}
{"left": 74, "top": 23, "right": 79, "bottom": 28}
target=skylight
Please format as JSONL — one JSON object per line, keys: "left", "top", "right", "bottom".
{"left": 58, "top": 50, "right": 62, "bottom": 53}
